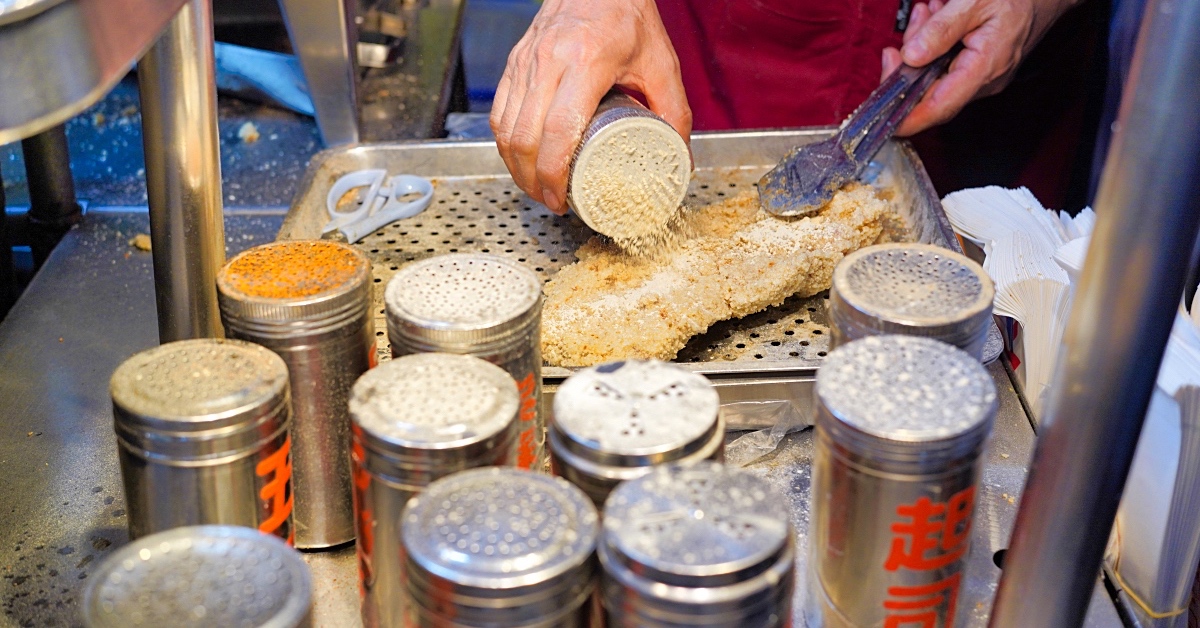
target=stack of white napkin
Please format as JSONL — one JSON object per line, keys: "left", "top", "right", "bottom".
{"left": 941, "top": 186, "right": 1095, "bottom": 417}
{"left": 1107, "top": 300, "right": 1200, "bottom": 627}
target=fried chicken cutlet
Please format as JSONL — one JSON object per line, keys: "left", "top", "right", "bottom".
{"left": 541, "top": 184, "right": 889, "bottom": 367}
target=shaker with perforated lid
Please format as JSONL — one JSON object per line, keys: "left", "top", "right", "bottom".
{"left": 809, "top": 335, "right": 997, "bottom": 628}
{"left": 385, "top": 252, "right": 545, "bottom": 469}
{"left": 829, "top": 243, "right": 995, "bottom": 359}
{"left": 349, "top": 353, "right": 520, "bottom": 628}
{"left": 110, "top": 338, "right": 294, "bottom": 542}
{"left": 401, "top": 467, "right": 599, "bottom": 627}
{"left": 82, "top": 525, "right": 312, "bottom": 628}
{"left": 599, "top": 462, "right": 795, "bottom": 627}
{"left": 549, "top": 359, "right": 724, "bottom": 507}
{"left": 568, "top": 90, "right": 692, "bottom": 253}
{"left": 217, "top": 240, "right": 374, "bottom": 550}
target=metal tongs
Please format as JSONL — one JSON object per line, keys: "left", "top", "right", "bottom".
{"left": 758, "top": 46, "right": 960, "bottom": 217}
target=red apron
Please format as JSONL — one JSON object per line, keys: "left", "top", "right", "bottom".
{"left": 656, "top": 0, "right": 906, "bottom": 130}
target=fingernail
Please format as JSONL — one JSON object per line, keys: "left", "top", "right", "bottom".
{"left": 542, "top": 188, "right": 560, "bottom": 211}
{"left": 902, "top": 44, "right": 923, "bottom": 65}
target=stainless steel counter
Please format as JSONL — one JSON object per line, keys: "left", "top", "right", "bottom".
{"left": 0, "top": 211, "right": 1124, "bottom": 627}
{"left": 0, "top": 210, "right": 282, "bottom": 626}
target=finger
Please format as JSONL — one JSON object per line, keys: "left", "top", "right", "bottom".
{"left": 495, "top": 43, "right": 534, "bottom": 138}
{"left": 508, "top": 58, "right": 567, "bottom": 206}
{"left": 493, "top": 43, "right": 531, "bottom": 166}
{"left": 895, "top": 47, "right": 989, "bottom": 135}
{"left": 904, "top": 3, "right": 931, "bottom": 45}
{"left": 490, "top": 70, "right": 513, "bottom": 142}
{"left": 494, "top": 41, "right": 547, "bottom": 198}
{"left": 638, "top": 50, "right": 693, "bottom": 142}
{"left": 535, "top": 75, "right": 612, "bottom": 215}
{"left": 902, "top": 0, "right": 985, "bottom": 66}
{"left": 881, "top": 47, "right": 903, "bottom": 82}
{"left": 929, "top": 0, "right": 945, "bottom": 13}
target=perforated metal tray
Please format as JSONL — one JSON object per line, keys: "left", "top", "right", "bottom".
{"left": 278, "top": 130, "right": 958, "bottom": 394}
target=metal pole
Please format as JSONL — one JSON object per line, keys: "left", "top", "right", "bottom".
{"left": 989, "top": 0, "right": 1200, "bottom": 625}
{"left": 137, "top": 0, "right": 226, "bottom": 342}
{"left": 20, "top": 124, "right": 82, "bottom": 267}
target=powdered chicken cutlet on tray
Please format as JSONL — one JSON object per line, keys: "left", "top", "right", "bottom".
{"left": 541, "top": 184, "right": 890, "bottom": 367}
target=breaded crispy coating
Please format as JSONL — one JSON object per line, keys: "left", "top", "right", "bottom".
{"left": 541, "top": 185, "right": 889, "bottom": 366}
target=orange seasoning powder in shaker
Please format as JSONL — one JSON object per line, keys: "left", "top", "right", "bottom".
{"left": 217, "top": 240, "right": 374, "bottom": 549}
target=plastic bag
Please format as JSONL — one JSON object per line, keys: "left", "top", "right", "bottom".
{"left": 723, "top": 400, "right": 813, "bottom": 467}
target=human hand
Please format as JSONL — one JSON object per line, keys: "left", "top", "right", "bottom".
{"left": 881, "top": 0, "right": 1079, "bottom": 136}
{"left": 490, "top": 0, "right": 691, "bottom": 215}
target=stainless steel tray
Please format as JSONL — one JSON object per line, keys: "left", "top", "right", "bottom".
{"left": 278, "top": 129, "right": 958, "bottom": 403}
{"left": 269, "top": 133, "right": 1122, "bottom": 627}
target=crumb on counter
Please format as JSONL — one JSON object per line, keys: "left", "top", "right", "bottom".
{"left": 129, "top": 234, "right": 152, "bottom": 252}
{"left": 238, "top": 121, "right": 261, "bottom": 144}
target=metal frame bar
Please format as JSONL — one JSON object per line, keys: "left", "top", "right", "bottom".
{"left": 0, "top": 171, "right": 14, "bottom": 319}
{"left": 20, "top": 124, "right": 83, "bottom": 267}
{"left": 277, "top": 0, "right": 360, "bottom": 146}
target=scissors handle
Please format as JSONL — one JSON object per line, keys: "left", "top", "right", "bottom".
{"left": 323, "top": 170, "right": 433, "bottom": 243}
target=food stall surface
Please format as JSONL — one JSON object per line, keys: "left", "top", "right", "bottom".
{"left": 0, "top": 209, "right": 1124, "bottom": 626}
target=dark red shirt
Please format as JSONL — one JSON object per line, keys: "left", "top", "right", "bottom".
{"left": 656, "top": 0, "right": 905, "bottom": 130}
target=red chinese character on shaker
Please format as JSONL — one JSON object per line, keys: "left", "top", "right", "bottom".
{"left": 350, "top": 434, "right": 374, "bottom": 591}
{"left": 884, "top": 486, "right": 975, "bottom": 571}
{"left": 256, "top": 435, "right": 295, "bottom": 544}
{"left": 516, "top": 373, "right": 538, "bottom": 469}
{"left": 883, "top": 573, "right": 962, "bottom": 628}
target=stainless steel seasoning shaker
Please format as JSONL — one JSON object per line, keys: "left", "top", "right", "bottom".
{"left": 217, "top": 240, "right": 374, "bottom": 550}
{"left": 82, "top": 525, "right": 312, "bottom": 628}
{"left": 401, "top": 467, "right": 599, "bottom": 627}
{"left": 809, "top": 335, "right": 997, "bottom": 628}
{"left": 110, "top": 338, "right": 294, "bottom": 542}
{"left": 349, "top": 353, "right": 520, "bottom": 628}
{"left": 829, "top": 243, "right": 995, "bottom": 359}
{"left": 549, "top": 359, "right": 724, "bottom": 507}
{"left": 567, "top": 90, "right": 691, "bottom": 246}
{"left": 385, "top": 253, "right": 544, "bottom": 469}
{"left": 599, "top": 462, "right": 796, "bottom": 627}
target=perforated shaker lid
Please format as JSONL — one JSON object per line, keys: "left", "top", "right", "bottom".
{"left": 217, "top": 240, "right": 372, "bottom": 324}
{"left": 816, "top": 335, "right": 997, "bottom": 466}
{"left": 402, "top": 468, "right": 598, "bottom": 594}
{"left": 568, "top": 92, "right": 691, "bottom": 244}
{"left": 350, "top": 353, "right": 519, "bottom": 456}
{"left": 602, "top": 462, "right": 792, "bottom": 588}
{"left": 831, "top": 243, "right": 994, "bottom": 337}
{"left": 111, "top": 338, "right": 289, "bottom": 433}
{"left": 82, "top": 525, "right": 311, "bottom": 628}
{"left": 384, "top": 253, "right": 542, "bottom": 349}
{"left": 552, "top": 360, "right": 721, "bottom": 466}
